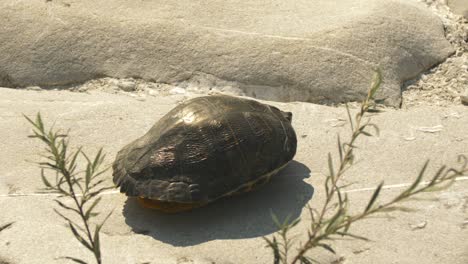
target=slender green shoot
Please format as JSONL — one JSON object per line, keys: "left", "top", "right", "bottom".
{"left": 25, "top": 113, "right": 114, "bottom": 264}
{"left": 264, "top": 70, "right": 468, "bottom": 263}
{"left": 0, "top": 222, "right": 14, "bottom": 233}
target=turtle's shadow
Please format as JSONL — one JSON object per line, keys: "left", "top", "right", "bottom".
{"left": 122, "top": 160, "right": 314, "bottom": 246}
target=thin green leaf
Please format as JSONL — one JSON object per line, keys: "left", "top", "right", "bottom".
{"left": 88, "top": 179, "right": 107, "bottom": 191}
{"left": 290, "top": 218, "right": 301, "bottom": 228}
{"left": 93, "top": 228, "right": 101, "bottom": 262}
{"left": 399, "top": 160, "right": 429, "bottom": 199}
{"left": 53, "top": 209, "right": 84, "bottom": 232}
{"left": 264, "top": 237, "right": 280, "bottom": 264}
{"left": 84, "top": 197, "right": 102, "bottom": 220}
{"left": 328, "top": 153, "right": 335, "bottom": 178}
{"left": 271, "top": 212, "right": 281, "bottom": 228}
{"left": 379, "top": 206, "right": 417, "bottom": 213}
{"left": 345, "top": 104, "right": 354, "bottom": 132}
{"left": 68, "top": 222, "right": 93, "bottom": 251}
{"left": 87, "top": 186, "right": 115, "bottom": 200}
{"left": 40, "top": 162, "right": 60, "bottom": 171}
{"left": 0, "top": 222, "right": 14, "bottom": 232}
{"left": 68, "top": 147, "right": 82, "bottom": 173}
{"left": 324, "top": 176, "right": 331, "bottom": 197}
{"left": 61, "top": 257, "right": 88, "bottom": 264}
{"left": 54, "top": 200, "right": 81, "bottom": 215}
{"left": 82, "top": 151, "right": 91, "bottom": 164}
{"left": 337, "top": 135, "right": 344, "bottom": 163}
{"left": 365, "top": 182, "right": 383, "bottom": 212}
{"left": 55, "top": 183, "right": 71, "bottom": 196}
{"left": 367, "top": 123, "right": 380, "bottom": 137}
{"left": 360, "top": 130, "right": 373, "bottom": 137}
{"left": 403, "top": 196, "right": 440, "bottom": 203}
{"left": 35, "top": 112, "right": 45, "bottom": 131}
{"left": 336, "top": 186, "right": 345, "bottom": 206}
{"left": 40, "top": 169, "right": 53, "bottom": 188}
{"left": 317, "top": 243, "right": 336, "bottom": 254}
{"left": 88, "top": 212, "right": 100, "bottom": 218}
{"left": 343, "top": 218, "right": 352, "bottom": 233}
{"left": 335, "top": 231, "right": 370, "bottom": 241}
{"left": 85, "top": 164, "right": 92, "bottom": 188}
{"left": 325, "top": 209, "right": 345, "bottom": 233}
{"left": 92, "top": 148, "right": 104, "bottom": 170}
{"left": 423, "top": 179, "right": 456, "bottom": 192}
{"left": 99, "top": 210, "right": 113, "bottom": 228}
{"left": 299, "top": 256, "right": 317, "bottom": 264}
{"left": 23, "top": 113, "right": 35, "bottom": 127}
{"left": 91, "top": 167, "right": 111, "bottom": 180}
{"left": 428, "top": 165, "right": 447, "bottom": 185}
{"left": 412, "top": 160, "right": 429, "bottom": 189}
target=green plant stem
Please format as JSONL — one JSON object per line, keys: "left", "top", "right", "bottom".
{"left": 48, "top": 136, "right": 101, "bottom": 263}
{"left": 284, "top": 71, "right": 466, "bottom": 264}
{"left": 290, "top": 124, "right": 362, "bottom": 263}
{"left": 25, "top": 113, "right": 111, "bottom": 264}
{"left": 65, "top": 171, "right": 99, "bottom": 263}
{"left": 285, "top": 75, "right": 379, "bottom": 264}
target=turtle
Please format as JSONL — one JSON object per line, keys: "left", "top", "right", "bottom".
{"left": 112, "top": 95, "right": 297, "bottom": 213}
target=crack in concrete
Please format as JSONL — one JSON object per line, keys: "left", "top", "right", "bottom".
{"left": 1, "top": 176, "right": 467, "bottom": 198}
{"left": 344, "top": 176, "right": 468, "bottom": 193}
{"left": 199, "top": 25, "right": 376, "bottom": 67}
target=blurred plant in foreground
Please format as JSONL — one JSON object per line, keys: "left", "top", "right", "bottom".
{"left": 264, "top": 71, "right": 468, "bottom": 264}
{"left": 0, "top": 222, "right": 14, "bottom": 233}
{"left": 25, "top": 114, "right": 114, "bottom": 264}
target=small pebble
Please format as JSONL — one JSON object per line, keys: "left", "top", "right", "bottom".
{"left": 118, "top": 80, "right": 136, "bottom": 92}
{"left": 170, "top": 87, "right": 186, "bottom": 95}
{"left": 145, "top": 88, "right": 160, "bottom": 96}
{"left": 26, "top": 86, "right": 42, "bottom": 91}
{"left": 410, "top": 220, "right": 427, "bottom": 230}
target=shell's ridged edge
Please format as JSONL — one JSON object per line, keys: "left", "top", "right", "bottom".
{"left": 112, "top": 145, "right": 292, "bottom": 204}
{"left": 112, "top": 147, "right": 201, "bottom": 203}
{"left": 112, "top": 147, "right": 138, "bottom": 196}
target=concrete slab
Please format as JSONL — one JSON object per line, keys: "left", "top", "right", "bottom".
{"left": 0, "top": 88, "right": 467, "bottom": 263}
{"left": 0, "top": 0, "right": 454, "bottom": 106}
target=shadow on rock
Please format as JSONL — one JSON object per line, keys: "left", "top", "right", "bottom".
{"left": 0, "top": 258, "right": 12, "bottom": 264}
{"left": 122, "top": 160, "right": 314, "bottom": 246}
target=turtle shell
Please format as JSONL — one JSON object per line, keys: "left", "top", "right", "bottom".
{"left": 112, "top": 95, "right": 297, "bottom": 212}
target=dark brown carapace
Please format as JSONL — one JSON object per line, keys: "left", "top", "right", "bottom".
{"left": 113, "top": 95, "right": 297, "bottom": 213}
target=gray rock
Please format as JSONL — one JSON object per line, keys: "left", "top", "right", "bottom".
{"left": 118, "top": 79, "right": 137, "bottom": 92}
{"left": 0, "top": 0, "right": 454, "bottom": 105}
{"left": 25, "top": 86, "right": 42, "bottom": 91}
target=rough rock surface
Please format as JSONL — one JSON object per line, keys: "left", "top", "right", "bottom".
{"left": 447, "top": 0, "right": 468, "bottom": 18}
{"left": 403, "top": 1, "right": 467, "bottom": 107}
{"left": 0, "top": 0, "right": 453, "bottom": 106}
